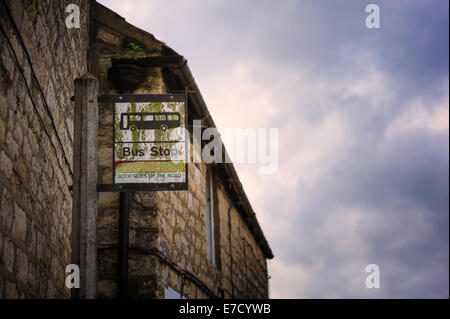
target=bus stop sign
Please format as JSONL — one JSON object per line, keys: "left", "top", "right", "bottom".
{"left": 108, "top": 94, "right": 188, "bottom": 191}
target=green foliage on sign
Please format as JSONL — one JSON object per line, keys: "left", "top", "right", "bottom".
{"left": 115, "top": 161, "right": 185, "bottom": 173}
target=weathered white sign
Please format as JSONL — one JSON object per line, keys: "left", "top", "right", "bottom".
{"left": 112, "top": 94, "right": 188, "bottom": 190}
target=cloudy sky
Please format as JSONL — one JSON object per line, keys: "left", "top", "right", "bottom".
{"left": 98, "top": 0, "right": 449, "bottom": 298}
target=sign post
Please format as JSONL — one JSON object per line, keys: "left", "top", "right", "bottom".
{"left": 97, "top": 93, "right": 188, "bottom": 298}
{"left": 72, "top": 73, "right": 99, "bottom": 299}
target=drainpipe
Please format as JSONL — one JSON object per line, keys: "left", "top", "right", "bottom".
{"left": 227, "top": 203, "right": 235, "bottom": 298}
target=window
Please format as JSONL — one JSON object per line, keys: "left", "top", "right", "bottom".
{"left": 205, "top": 169, "right": 215, "bottom": 265}
{"left": 164, "top": 286, "right": 186, "bottom": 299}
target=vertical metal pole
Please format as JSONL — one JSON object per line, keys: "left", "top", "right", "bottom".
{"left": 118, "top": 191, "right": 130, "bottom": 298}
{"left": 118, "top": 85, "right": 133, "bottom": 299}
{"left": 72, "top": 73, "right": 99, "bottom": 299}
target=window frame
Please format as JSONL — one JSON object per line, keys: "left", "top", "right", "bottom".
{"left": 205, "top": 169, "right": 216, "bottom": 265}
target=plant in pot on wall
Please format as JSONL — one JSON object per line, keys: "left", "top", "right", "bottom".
{"left": 126, "top": 42, "right": 145, "bottom": 59}
{"left": 109, "top": 42, "right": 147, "bottom": 93}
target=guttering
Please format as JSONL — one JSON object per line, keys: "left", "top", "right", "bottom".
{"left": 112, "top": 55, "right": 186, "bottom": 68}
{"left": 163, "top": 54, "right": 274, "bottom": 260}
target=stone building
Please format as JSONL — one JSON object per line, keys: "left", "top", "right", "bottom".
{"left": 0, "top": 0, "right": 273, "bottom": 298}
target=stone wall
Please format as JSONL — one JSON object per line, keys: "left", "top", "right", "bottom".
{"left": 0, "top": 0, "right": 89, "bottom": 298}
{"left": 152, "top": 163, "right": 269, "bottom": 299}
{"left": 92, "top": 3, "right": 269, "bottom": 299}
{"left": 216, "top": 183, "right": 269, "bottom": 299}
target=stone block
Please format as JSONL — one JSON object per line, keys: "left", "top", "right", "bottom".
{"left": 12, "top": 203, "right": 27, "bottom": 242}
{"left": 16, "top": 248, "right": 29, "bottom": 284}
{"left": 6, "top": 132, "right": 19, "bottom": 160}
{"left": 0, "top": 151, "right": 13, "bottom": 179}
{"left": 0, "top": 189, "right": 14, "bottom": 229}
{"left": 0, "top": 116, "right": 5, "bottom": 142}
{"left": 5, "top": 281, "right": 19, "bottom": 298}
{"left": 3, "top": 237, "right": 15, "bottom": 273}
